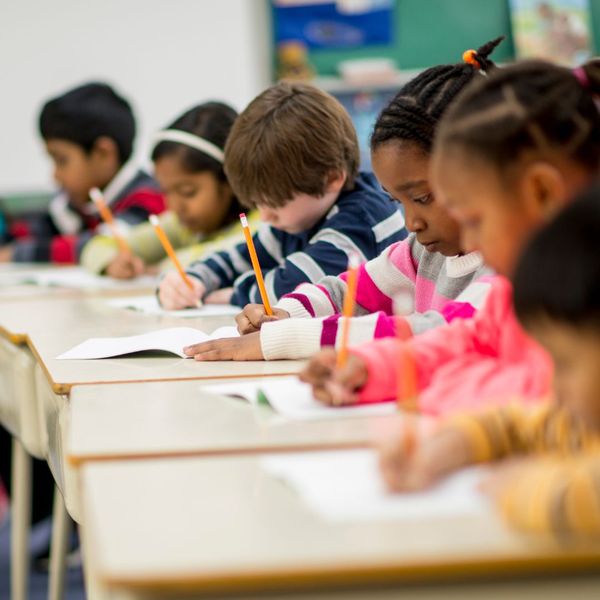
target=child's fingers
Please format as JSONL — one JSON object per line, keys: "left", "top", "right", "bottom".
{"left": 131, "top": 255, "right": 145, "bottom": 277}
{"left": 159, "top": 274, "right": 199, "bottom": 309}
{"left": 299, "top": 349, "right": 337, "bottom": 385}
{"left": 236, "top": 306, "right": 261, "bottom": 334}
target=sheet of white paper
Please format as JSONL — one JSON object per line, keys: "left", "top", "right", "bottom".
{"left": 107, "top": 296, "right": 239, "bottom": 318}
{"left": 261, "top": 449, "right": 489, "bottom": 522}
{"left": 201, "top": 376, "right": 397, "bottom": 420}
{"left": 57, "top": 326, "right": 239, "bottom": 359}
{"left": 11, "top": 266, "right": 157, "bottom": 290}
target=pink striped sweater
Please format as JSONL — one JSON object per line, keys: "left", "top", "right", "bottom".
{"left": 260, "top": 234, "right": 493, "bottom": 360}
{"left": 351, "top": 276, "right": 553, "bottom": 415}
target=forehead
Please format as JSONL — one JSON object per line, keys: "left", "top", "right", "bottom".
{"left": 45, "top": 139, "right": 85, "bottom": 156}
{"left": 373, "top": 142, "right": 430, "bottom": 183}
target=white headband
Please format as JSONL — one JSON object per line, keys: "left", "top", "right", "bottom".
{"left": 152, "top": 129, "right": 225, "bottom": 163}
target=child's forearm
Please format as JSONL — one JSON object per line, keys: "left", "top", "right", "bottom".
{"left": 497, "top": 456, "right": 600, "bottom": 536}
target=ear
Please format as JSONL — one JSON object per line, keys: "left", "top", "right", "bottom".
{"left": 519, "top": 161, "right": 568, "bottom": 221}
{"left": 90, "top": 136, "right": 120, "bottom": 163}
{"left": 324, "top": 171, "right": 347, "bottom": 194}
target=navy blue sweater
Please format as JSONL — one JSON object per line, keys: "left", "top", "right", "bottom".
{"left": 186, "top": 173, "right": 407, "bottom": 307}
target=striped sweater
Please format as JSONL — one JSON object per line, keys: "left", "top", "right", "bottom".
{"left": 12, "top": 162, "right": 164, "bottom": 264}
{"left": 260, "top": 234, "right": 492, "bottom": 359}
{"left": 449, "top": 404, "right": 600, "bottom": 536}
{"left": 185, "top": 173, "right": 407, "bottom": 307}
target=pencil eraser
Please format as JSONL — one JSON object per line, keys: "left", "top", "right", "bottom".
{"left": 149, "top": 214, "right": 160, "bottom": 226}
{"left": 239, "top": 213, "right": 248, "bottom": 227}
{"left": 89, "top": 187, "right": 102, "bottom": 203}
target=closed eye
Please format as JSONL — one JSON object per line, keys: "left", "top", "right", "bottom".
{"left": 412, "top": 193, "right": 433, "bottom": 205}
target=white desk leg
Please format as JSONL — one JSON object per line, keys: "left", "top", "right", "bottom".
{"left": 10, "top": 438, "right": 31, "bottom": 600}
{"left": 48, "top": 484, "right": 71, "bottom": 600}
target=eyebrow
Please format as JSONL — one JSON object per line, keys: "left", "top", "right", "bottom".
{"left": 393, "top": 180, "right": 429, "bottom": 193}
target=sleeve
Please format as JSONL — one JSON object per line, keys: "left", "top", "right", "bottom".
{"left": 444, "top": 404, "right": 555, "bottom": 462}
{"left": 233, "top": 211, "right": 379, "bottom": 307}
{"left": 275, "top": 240, "right": 411, "bottom": 320}
{"left": 260, "top": 311, "right": 396, "bottom": 360}
{"left": 496, "top": 454, "right": 600, "bottom": 536}
{"left": 81, "top": 212, "right": 192, "bottom": 274}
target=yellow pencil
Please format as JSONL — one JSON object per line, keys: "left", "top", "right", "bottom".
{"left": 336, "top": 253, "right": 360, "bottom": 369}
{"left": 89, "top": 187, "right": 131, "bottom": 254}
{"left": 394, "top": 289, "right": 419, "bottom": 454}
{"left": 239, "top": 213, "right": 273, "bottom": 316}
{"left": 149, "top": 215, "right": 198, "bottom": 298}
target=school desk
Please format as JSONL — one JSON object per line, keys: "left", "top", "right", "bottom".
{"left": 79, "top": 455, "right": 600, "bottom": 600}
{"left": 0, "top": 291, "right": 305, "bottom": 600}
{"left": 49, "top": 379, "right": 400, "bottom": 524}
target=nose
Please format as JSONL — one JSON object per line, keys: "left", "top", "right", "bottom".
{"left": 404, "top": 208, "right": 426, "bottom": 233}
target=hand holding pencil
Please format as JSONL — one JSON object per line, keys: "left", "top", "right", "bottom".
{"left": 152, "top": 215, "right": 204, "bottom": 309}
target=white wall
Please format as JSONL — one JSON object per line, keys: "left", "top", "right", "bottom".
{"left": 0, "top": 0, "right": 271, "bottom": 193}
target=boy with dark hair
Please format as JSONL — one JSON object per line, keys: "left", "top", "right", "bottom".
{"left": 158, "top": 81, "right": 406, "bottom": 309}
{"left": 1, "top": 82, "right": 164, "bottom": 263}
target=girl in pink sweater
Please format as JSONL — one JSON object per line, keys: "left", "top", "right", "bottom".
{"left": 183, "top": 39, "right": 503, "bottom": 362}
{"left": 301, "top": 57, "right": 600, "bottom": 415}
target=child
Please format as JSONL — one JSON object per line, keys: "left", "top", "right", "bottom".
{"left": 157, "top": 82, "right": 406, "bottom": 309}
{"left": 379, "top": 187, "right": 600, "bottom": 536}
{"left": 182, "top": 39, "right": 504, "bottom": 362}
{"left": 1, "top": 82, "right": 164, "bottom": 263}
{"left": 301, "top": 58, "right": 600, "bottom": 415}
{"left": 80, "top": 102, "right": 252, "bottom": 278}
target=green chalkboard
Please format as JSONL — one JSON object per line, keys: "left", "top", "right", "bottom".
{"left": 295, "top": 0, "right": 600, "bottom": 76}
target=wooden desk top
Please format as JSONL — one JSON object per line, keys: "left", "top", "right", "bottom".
{"left": 67, "top": 380, "right": 385, "bottom": 464}
{"left": 0, "top": 296, "right": 304, "bottom": 393}
{"left": 81, "top": 454, "right": 600, "bottom": 596}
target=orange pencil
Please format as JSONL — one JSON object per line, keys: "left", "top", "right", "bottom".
{"left": 149, "top": 214, "right": 198, "bottom": 299}
{"left": 394, "top": 289, "right": 419, "bottom": 454}
{"left": 336, "top": 253, "right": 361, "bottom": 369}
{"left": 89, "top": 187, "right": 131, "bottom": 254}
{"left": 239, "top": 213, "right": 273, "bottom": 316}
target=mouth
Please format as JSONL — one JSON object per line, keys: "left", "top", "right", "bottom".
{"left": 421, "top": 240, "right": 440, "bottom": 252}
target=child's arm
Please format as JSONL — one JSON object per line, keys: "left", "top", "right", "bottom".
{"left": 484, "top": 454, "right": 600, "bottom": 536}
{"left": 80, "top": 212, "right": 193, "bottom": 275}
{"left": 378, "top": 404, "right": 553, "bottom": 492}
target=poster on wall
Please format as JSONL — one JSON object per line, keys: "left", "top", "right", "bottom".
{"left": 273, "top": 0, "right": 394, "bottom": 49}
{"left": 509, "top": 0, "right": 593, "bottom": 65}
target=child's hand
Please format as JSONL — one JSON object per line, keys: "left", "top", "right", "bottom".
{"left": 158, "top": 272, "right": 205, "bottom": 309}
{"left": 105, "top": 253, "right": 145, "bottom": 280}
{"left": 379, "top": 427, "right": 475, "bottom": 493}
{"left": 479, "top": 456, "right": 532, "bottom": 501}
{"left": 236, "top": 304, "right": 290, "bottom": 334}
{"left": 0, "top": 245, "right": 13, "bottom": 262}
{"left": 184, "top": 331, "right": 264, "bottom": 361}
{"left": 204, "top": 287, "right": 234, "bottom": 305}
{"left": 299, "top": 348, "right": 368, "bottom": 406}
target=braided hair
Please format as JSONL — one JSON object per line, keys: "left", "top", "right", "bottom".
{"left": 435, "top": 58, "right": 600, "bottom": 171}
{"left": 371, "top": 37, "right": 504, "bottom": 154}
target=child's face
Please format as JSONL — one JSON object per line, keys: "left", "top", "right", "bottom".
{"left": 256, "top": 173, "right": 345, "bottom": 235}
{"left": 431, "top": 148, "right": 578, "bottom": 277}
{"left": 153, "top": 156, "right": 233, "bottom": 234}
{"left": 531, "top": 320, "right": 600, "bottom": 429}
{"left": 45, "top": 138, "right": 120, "bottom": 207}
{"left": 371, "top": 142, "right": 461, "bottom": 256}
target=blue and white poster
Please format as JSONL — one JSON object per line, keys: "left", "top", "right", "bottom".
{"left": 273, "top": 0, "right": 394, "bottom": 49}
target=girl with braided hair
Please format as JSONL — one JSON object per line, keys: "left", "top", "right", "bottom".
{"left": 188, "top": 38, "right": 503, "bottom": 362}
{"left": 301, "top": 56, "right": 600, "bottom": 415}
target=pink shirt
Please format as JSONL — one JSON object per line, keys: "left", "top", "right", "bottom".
{"left": 351, "top": 276, "right": 553, "bottom": 416}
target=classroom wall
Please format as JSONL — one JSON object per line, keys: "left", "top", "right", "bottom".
{"left": 0, "top": 0, "right": 271, "bottom": 194}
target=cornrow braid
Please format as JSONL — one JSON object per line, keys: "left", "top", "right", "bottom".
{"left": 371, "top": 37, "right": 504, "bottom": 154}
{"left": 436, "top": 58, "right": 600, "bottom": 172}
